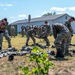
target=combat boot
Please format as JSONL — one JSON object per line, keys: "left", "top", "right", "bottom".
{"left": 0, "top": 46, "right": 2, "bottom": 51}
{"left": 8, "top": 45, "right": 12, "bottom": 48}
{"left": 65, "top": 50, "right": 69, "bottom": 54}
{"left": 26, "top": 43, "right": 29, "bottom": 46}
{"left": 55, "top": 49, "right": 64, "bottom": 58}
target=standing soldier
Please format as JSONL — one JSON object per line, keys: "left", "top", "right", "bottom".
{"left": 40, "top": 21, "right": 51, "bottom": 46}
{"left": 3, "top": 18, "right": 12, "bottom": 48}
{"left": 10, "top": 25, "right": 15, "bottom": 37}
{"left": 21, "top": 26, "right": 25, "bottom": 37}
{"left": 0, "top": 18, "right": 10, "bottom": 51}
{"left": 52, "top": 23, "right": 69, "bottom": 58}
{"left": 64, "top": 17, "right": 75, "bottom": 53}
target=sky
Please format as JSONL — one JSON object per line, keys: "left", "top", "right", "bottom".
{"left": 0, "top": 0, "right": 75, "bottom": 23}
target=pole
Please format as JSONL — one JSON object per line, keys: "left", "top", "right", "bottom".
{"left": 28, "top": 14, "right": 31, "bottom": 27}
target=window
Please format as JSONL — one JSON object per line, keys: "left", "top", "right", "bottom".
{"left": 65, "top": 16, "right": 67, "bottom": 19}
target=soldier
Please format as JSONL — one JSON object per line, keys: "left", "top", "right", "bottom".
{"left": 0, "top": 18, "right": 9, "bottom": 51}
{"left": 21, "top": 26, "right": 25, "bottom": 37}
{"left": 25, "top": 26, "right": 31, "bottom": 36}
{"left": 40, "top": 21, "right": 51, "bottom": 46}
{"left": 25, "top": 27, "right": 37, "bottom": 46}
{"left": 64, "top": 17, "right": 75, "bottom": 53}
{"left": 52, "top": 23, "right": 69, "bottom": 58}
{"left": 10, "top": 25, "right": 15, "bottom": 37}
{"left": 3, "top": 18, "right": 12, "bottom": 48}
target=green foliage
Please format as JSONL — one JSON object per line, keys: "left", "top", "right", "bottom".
{"left": 20, "top": 46, "right": 55, "bottom": 75}
{"left": 42, "top": 12, "right": 56, "bottom": 16}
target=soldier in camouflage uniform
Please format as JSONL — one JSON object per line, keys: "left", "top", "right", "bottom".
{"left": 3, "top": 18, "right": 12, "bottom": 48}
{"left": 10, "top": 25, "right": 15, "bottom": 37}
{"left": 52, "top": 23, "right": 69, "bottom": 58}
{"left": 0, "top": 18, "right": 10, "bottom": 51}
{"left": 21, "top": 26, "right": 25, "bottom": 37}
{"left": 39, "top": 21, "right": 51, "bottom": 46}
{"left": 25, "top": 26, "right": 31, "bottom": 36}
{"left": 64, "top": 17, "right": 75, "bottom": 53}
{"left": 25, "top": 27, "right": 37, "bottom": 46}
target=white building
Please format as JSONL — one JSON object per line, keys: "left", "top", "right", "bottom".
{"left": 10, "top": 13, "right": 75, "bottom": 33}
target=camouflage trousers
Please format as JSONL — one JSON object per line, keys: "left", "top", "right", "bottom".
{"left": 26, "top": 34, "right": 36, "bottom": 45}
{"left": 0, "top": 33, "right": 4, "bottom": 50}
{"left": 68, "top": 32, "right": 72, "bottom": 44}
{"left": 10, "top": 30, "right": 15, "bottom": 37}
{"left": 43, "top": 37, "right": 50, "bottom": 46}
{"left": 54, "top": 32, "right": 69, "bottom": 56}
{"left": 4, "top": 30, "right": 12, "bottom": 48}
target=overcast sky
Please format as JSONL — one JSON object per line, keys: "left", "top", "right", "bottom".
{"left": 0, "top": 0, "right": 75, "bottom": 23}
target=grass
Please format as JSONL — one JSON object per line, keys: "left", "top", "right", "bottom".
{"left": 0, "top": 34, "right": 75, "bottom": 75}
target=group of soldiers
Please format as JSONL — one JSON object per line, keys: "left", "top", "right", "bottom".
{"left": 24, "top": 17, "right": 75, "bottom": 58}
{"left": 0, "top": 17, "right": 75, "bottom": 58}
{"left": 25, "top": 21, "right": 51, "bottom": 47}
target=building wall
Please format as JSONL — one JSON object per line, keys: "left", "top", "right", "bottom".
{"left": 53, "top": 14, "right": 70, "bottom": 24}
{"left": 16, "top": 14, "right": 75, "bottom": 33}
{"left": 71, "top": 21, "right": 75, "bottom": 33}
{"left": 17, "top": 21, "right": 53, "bottom": 33}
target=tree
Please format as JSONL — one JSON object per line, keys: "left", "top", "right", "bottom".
{"left": 42, "top": 12, "right": 56, "bottom": 16}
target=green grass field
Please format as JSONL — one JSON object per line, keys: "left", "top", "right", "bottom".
{"left": 0, "top": 34, "right": 75, "bottom": 75}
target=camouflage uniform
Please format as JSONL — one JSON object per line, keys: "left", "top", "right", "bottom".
{"left": 52, "top": 23, "right": 69, "bottom": 57}
{"left": 4, "top": 22, "right": 12, "bottom": 48}
{"left": 10, "top": 25, "right": 15, "bottom": 37}
{"left": 37, "top": 21, "right": 51, "bottom": 46}
{"left": 40, "top": 25, "right": 51, "bottom": 46}
{"left": 21, "top": 26, "right": 25, "bottom": 37}
{"left": 64, "top": 20, "right": 73, "bottom": 53}
{"left": 25, "top": 26, "right": 31, "bottom": 36}
{"left": 0, "top": 20, "right": 7, "bottom": 51}
{"left": 64, "top": 21, "right": 73, "bottom": 43}
{"left": 25, "top": 28, "right": 36, "bottom": 46}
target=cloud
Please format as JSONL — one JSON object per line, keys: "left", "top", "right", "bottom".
{"left": 18, "top": 14, "right": 26, "bottom": 18}
{"left": 6, "top": 4, "right": 13, "bottom": 6}
{"left": 35, "top": 16, "right": 40, "bottom": 17}
{"left": 50, "top": 7, "right": 67, "bottom": 11}
{"left": 68, "top": 7, "right": 75, "bottom": 11}
{"left": 0, "top": 3, "right": 13, "bottom": 7}
{"left": 57, "top": 12, "right": 69, "bottom": 14}
{"left": 50, "top": 7, "right": 75, "bottom": 11}
{"left": 9, "top": 16, "right": 15, "bottom": 19}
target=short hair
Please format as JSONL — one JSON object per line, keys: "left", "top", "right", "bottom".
{"left": 45, "top": 21, "right": 48, "bottom": 24}
{"left": 70, "top": 17, "right": 75, "bottom": 20}
{"left": 3, "top": 18, "right": 7, "bottom": 21}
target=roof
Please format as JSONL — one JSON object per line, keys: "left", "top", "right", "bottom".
{"left": 10, "top": 13, "right": 69, "bottom": 25}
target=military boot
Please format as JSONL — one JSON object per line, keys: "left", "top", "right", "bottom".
{"left": 65, "top": 50, "right": 69, "bottom": 54}
{"left": 8, "top": 45, "right": 12, "bottom": 48}
{"left": 26, "top": 43, "right": 29, "bottom": 46}
{"left": 55, "top": 49, "right": 64, "bottom": 58}
{"left": 0, "top": 46, "right": 2, "bottom": 52}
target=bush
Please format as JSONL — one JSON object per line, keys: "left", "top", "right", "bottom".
{"left": 20, "top": 46, "right": 55, "bottom": 75}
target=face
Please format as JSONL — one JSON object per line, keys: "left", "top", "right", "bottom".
{"left": 2, "top": 19, "right": 7, "bottom": 24}
{"left": 70, "top": 18, "right": 74, "bottom": 22}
